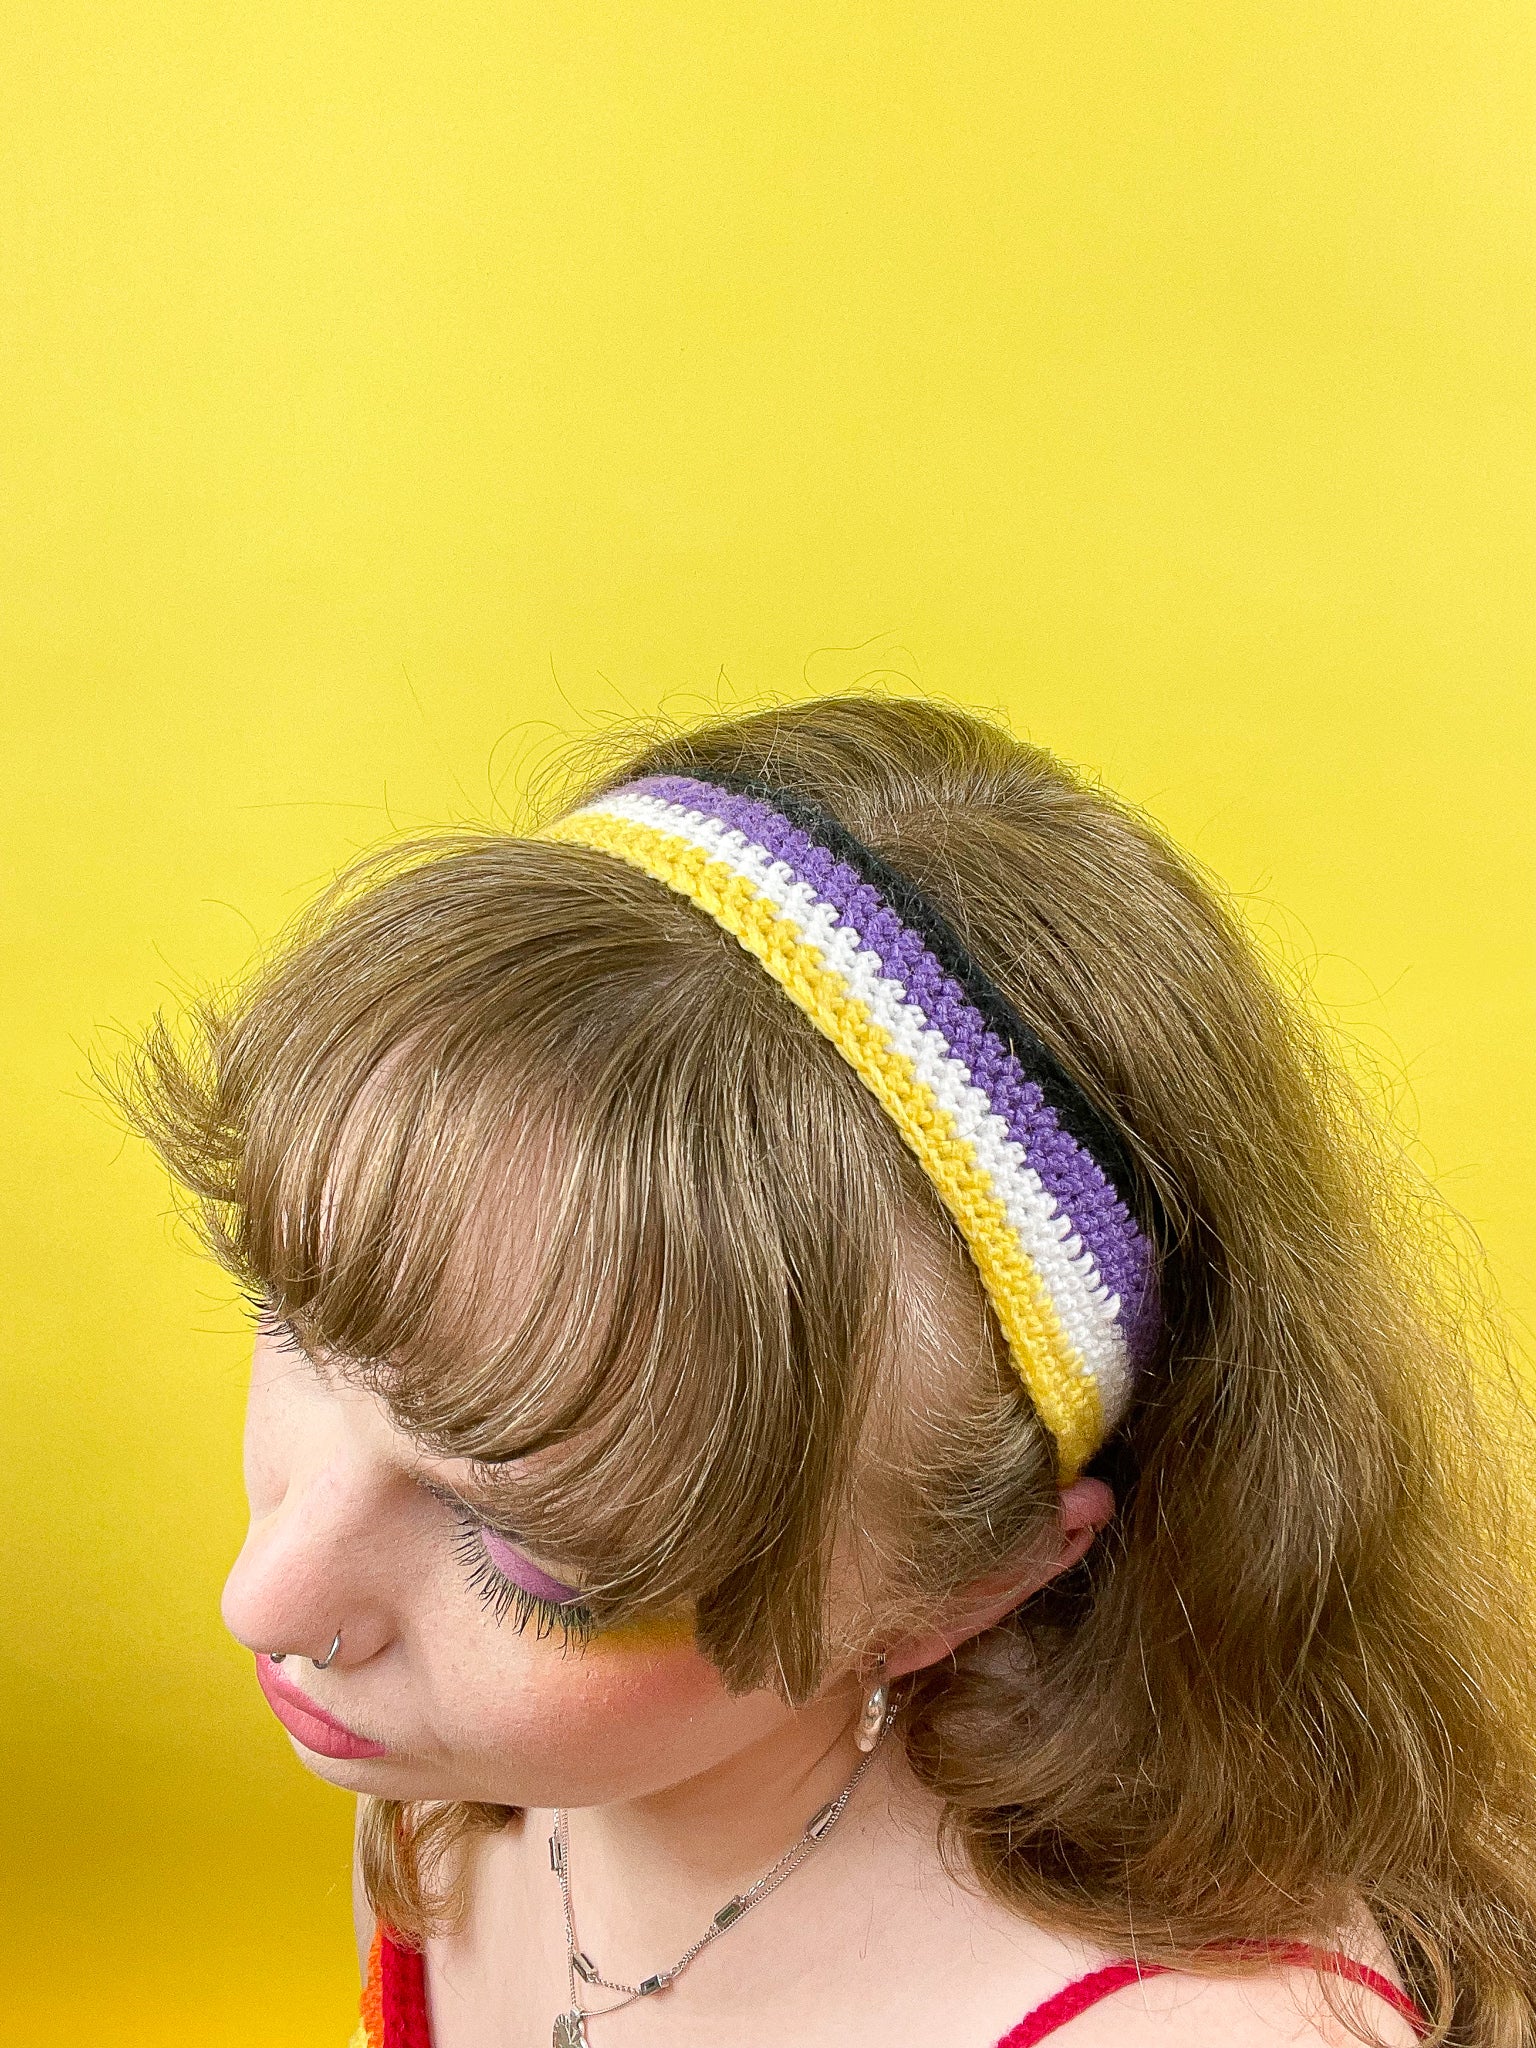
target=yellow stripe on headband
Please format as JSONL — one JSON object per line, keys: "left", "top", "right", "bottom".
{"left": 541, "top": 808, "right": 1105, "bottom": 1479}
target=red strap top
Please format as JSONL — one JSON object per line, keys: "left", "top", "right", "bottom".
{"left": 357, "top": 1927, "right": 1428, "bottom": 2045}
{"left": 993, "top": 1941, "right": 1427, "bottom": 2044}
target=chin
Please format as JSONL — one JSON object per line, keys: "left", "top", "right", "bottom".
{"left": 287, "top": 1743, "right": 450, "bottom": 1799}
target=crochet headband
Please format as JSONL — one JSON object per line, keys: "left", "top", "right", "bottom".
{"left": 539, "top": 772, "right": 1157, "bottom": 1482}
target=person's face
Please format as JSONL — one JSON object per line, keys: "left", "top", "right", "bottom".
{"left": 221, "top": 1321, "right": 813, "bottom": 1805}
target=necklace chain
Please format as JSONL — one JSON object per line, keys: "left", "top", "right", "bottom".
{"left": 549, "top": 1701, "right": 897, "bottom": 2044}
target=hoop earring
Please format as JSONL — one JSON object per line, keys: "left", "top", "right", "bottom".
{"left": 854, "top": 1654, "right": 888, "bottom": 1752}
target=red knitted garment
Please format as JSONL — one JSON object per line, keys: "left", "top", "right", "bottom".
{"left": 363, "top": 1929, "right": 1428, "bottom": 2045}
{"left": 376, "top": 1929, "right": 432, "bottom": 2048}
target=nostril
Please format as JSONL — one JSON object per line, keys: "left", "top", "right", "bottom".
{"left": 262, "top": 1629, "right": 342, "bottom": 1668}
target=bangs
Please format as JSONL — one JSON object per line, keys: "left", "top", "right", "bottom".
{"left": 120, "top": 831, "right": 918, "bottom": 1695}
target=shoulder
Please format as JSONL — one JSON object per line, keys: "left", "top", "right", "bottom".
{"left": 1007, "top": 1948, "right": 1421, "bottom": 2048}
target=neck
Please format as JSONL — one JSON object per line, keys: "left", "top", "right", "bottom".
{"left": 436, "top": 1693, "right": 1070, "bottom": 2048}
{"left": 564, "top": 1682, "right": 872, "bottom": 1901}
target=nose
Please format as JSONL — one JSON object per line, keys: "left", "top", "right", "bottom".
{"left": 221, "top": 1435, "right": 395, "bottom": 1669}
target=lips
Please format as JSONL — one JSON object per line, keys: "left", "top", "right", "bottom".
{"left": 254, "top": 1654, "right": 390, "bottom": 1760}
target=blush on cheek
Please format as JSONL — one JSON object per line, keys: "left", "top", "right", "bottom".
{"left": 429, "top": 1598, "right": 766, "bottom": 1808}
{"left": 461, "top": 1531, "right": 728, "bottom": 1796}
{"left": 526, "top": 1630, "right": 731, "bottom": 1758}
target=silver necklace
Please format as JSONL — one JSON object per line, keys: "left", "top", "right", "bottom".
{"left": 548, "top": 1701, "right": 897, "bottom": 2047}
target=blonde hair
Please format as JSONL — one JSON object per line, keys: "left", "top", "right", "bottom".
{"left": 114, "top": 695, "right": 1536, "bottom": 2042}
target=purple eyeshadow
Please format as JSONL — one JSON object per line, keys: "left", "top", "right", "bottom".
{"left": 477, "top": 1526, "right": 583, "bottom": 1606}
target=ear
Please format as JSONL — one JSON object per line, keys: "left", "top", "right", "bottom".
{"left": 879, "top": 1477, "right": 1114, "bottom": 1682}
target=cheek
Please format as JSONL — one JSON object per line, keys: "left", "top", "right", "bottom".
{"left": 433, "top": 1617, "right": 776, "bottom": 1805}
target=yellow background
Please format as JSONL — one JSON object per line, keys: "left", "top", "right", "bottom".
{"left": 2, "top": 5, "right": 1530, "bottom": 2042}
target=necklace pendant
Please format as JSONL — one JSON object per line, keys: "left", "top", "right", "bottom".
{"left": 553, "top": 2012, "right": 588, "bottom": 2048}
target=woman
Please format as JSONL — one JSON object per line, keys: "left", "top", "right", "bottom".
{"left": 117, "top": 694, "right": 1536, "bottom": 2043}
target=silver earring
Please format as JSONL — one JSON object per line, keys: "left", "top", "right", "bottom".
{"left": 854, "top": 1655, "right": 889, "bottom": 1752}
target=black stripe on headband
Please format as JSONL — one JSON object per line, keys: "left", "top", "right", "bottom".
{"left": 693, "top": 768, "right": 1152, "bottom": 1230}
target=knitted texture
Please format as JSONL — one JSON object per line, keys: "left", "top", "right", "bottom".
{"left": 356, "top": 1929, "right": 385, "bottom": 2048}
{"left": 540, "top": 776, "right": 1157, "bottom": 1481}
{"left": 375, "top": 1928, "right": 430, "bottom": 2048}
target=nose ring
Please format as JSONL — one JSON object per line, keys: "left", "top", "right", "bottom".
{"left": 268, "top": 1628, "right": 342, "bottom": 1671}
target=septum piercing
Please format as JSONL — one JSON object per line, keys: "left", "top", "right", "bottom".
{"left": 268, "top": 1629, "right": 342, "bottom": 1672}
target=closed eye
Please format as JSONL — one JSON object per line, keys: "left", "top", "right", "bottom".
{"left": 415, "top": 1471, "right": 594, "bottom": 1645}
{"left": 475, "top": 1524, "right": 583, "bottom": 1606}
{"left": 450, "top": 1515, "right": 594, "bottom": 1645}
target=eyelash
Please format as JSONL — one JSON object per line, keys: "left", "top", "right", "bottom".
{"left": 450, "top": 1512, "right": 595, "bottom": 1650}
{"left": 239, "top": 1289, "right": 300, "bottom": 1350}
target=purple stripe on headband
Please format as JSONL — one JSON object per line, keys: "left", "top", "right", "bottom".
{"left": 623, "top": 774, "right": 1155, "bottom": 1355}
